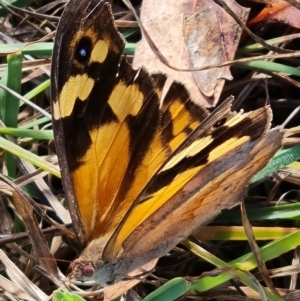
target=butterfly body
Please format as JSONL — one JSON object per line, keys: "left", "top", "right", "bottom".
{"left": 51, "top": 0, "right": 283, "bottom": 286}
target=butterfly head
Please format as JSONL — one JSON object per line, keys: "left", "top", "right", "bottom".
{"left": 70, "top": 259, "right": 94, "bottom": 280}
{"left": 68, "top": 246, "right": 133, "bottom": 287}
{"left": 69, "top": 258, "right": 116, "bottom": 286}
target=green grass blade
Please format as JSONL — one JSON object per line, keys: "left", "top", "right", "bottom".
{"left": 0, "top": 137, "right": 60, "bottom": 177}
{"left": 143, "top": 278, "right": 190, "bottom": 301}
{"left": 53, "top": 291, "right": 86, "bottom": 301}
{"left": 251, "top": 145, "right": 300, "bottom": 183}
{"left": 0, "top": 52, "right": 22, "bottom": 177}
{"left": 0, "top": 127, "right": 53, "bottom": 139}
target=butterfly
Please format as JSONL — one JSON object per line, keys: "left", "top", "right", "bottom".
{"left": 50, "top": 0, "right": 283, "bottom": 286}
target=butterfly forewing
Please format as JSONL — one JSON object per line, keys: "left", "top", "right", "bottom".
{"left": 51, "top": 0, "right": 127, "bottom": 245}
{"left": 51, "top": 0, "right": 210, "bottom": 249}
{"left": 159, "top": 80, "right": 209, "bottom": 151}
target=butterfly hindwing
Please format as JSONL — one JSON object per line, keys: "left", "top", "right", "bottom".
{"left": 106, "top": 106, "right": 281, "bottom": 262}
{"left": 103, "top": 99, "right": 282, "bottom": 262}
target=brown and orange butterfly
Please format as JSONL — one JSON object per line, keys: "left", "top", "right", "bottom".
{"left": 51, "top": 0, "right": 283, "bottom": 286}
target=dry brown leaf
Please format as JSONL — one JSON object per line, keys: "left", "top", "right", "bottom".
{"left": 133, "top": 0, "right": 249, "bottom": 106}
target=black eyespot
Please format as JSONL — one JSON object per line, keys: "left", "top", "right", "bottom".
{"left": 75, "top": 36, "right": 93, "bottom": 63}
{"left": 213, "top": 117, "right": 227, "bottom": 128}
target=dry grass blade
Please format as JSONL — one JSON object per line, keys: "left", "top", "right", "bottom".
{"left": 12, "top": 189, "right": 61, "bottom": 286}
{"left": 0, "top": 274, "right": 37, "bottom": 301}
{"left": 0, "top": 175, "right": 74, "bottom": 241}
{"left": 0, "top": 250, "right": 48, "bottom": 301}
{"left": 241, "top": 201, "right": 281, "bottom": 298}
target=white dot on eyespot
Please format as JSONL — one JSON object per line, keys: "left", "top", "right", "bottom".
{"left": 79, "top": 48, "right": 87, "bottom": 58}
